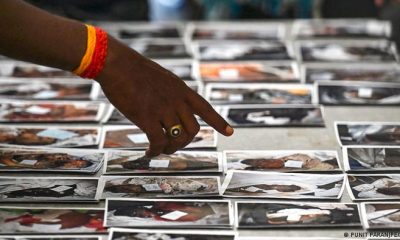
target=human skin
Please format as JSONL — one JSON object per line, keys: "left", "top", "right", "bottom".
{"left": 0, "top": 0, "right": 234, "bottom": 156}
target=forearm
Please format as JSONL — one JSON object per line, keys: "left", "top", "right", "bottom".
{"left": 0, "top": 0, "right": 86, "bottom": 71}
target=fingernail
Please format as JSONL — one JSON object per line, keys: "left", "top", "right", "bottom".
{"left": 225, "top": 126, "right": 234, "bottom": 136}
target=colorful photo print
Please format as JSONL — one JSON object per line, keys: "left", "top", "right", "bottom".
{"left": 236, "top": 201, "right": 361, "bottom": 228}
{"left": 0, "top": 61, "right": 74, "bottom": 78}
{"left": 361, "top": 202, "right": 400, "bottom": 229}
{"left": 347, "top": 174, "right": 400, "bottom": 201}
{"left": 105, "top": 198, "right": 233, "bottom": 228}
{"left": 104, "top": 150, "right": 222, "bottom": 174}
{"left": 224, "top": 150, "right": 340, "bottom": 172}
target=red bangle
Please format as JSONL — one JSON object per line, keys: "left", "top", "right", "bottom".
{"left": 80, "top": 27, "right": 108, "bottom": 79}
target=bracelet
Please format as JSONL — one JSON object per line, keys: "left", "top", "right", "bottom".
{"left": 73, "top": 24, "right": 108, "bottom": 79}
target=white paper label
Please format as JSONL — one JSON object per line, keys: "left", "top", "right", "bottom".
{"left": 160, "top": 210, "right": 188, "bottom": 220}
{"left": 31, "top": 223, "right": 62, "bottom": 232}
{"left": 127, "top": 134, "right": 149, "bottom": 144}
{"left": 245, "top": 186, "right": 262, "bottom": 192}
{"left": 149, "top": 159, "right": 170, "bottom": 168}
{"left": 284, "top": 160, "right": 303, "bottom": 168}
{"left": 20, "top": 159, "right": 37, "bottom": 165}
{"left": 36, "top": 129, "right": 78, "bottom": 140}
{"left": 51, "top": 185, "right": 73, "bottom": 192}
{"left": 25, "top": 105, "right": 51, "bottom": 115}
{"left": 358, "top": 88, "right": 373, "bottom": 98}
{"left": 142, "top": 183, "right": 162, "bottom": 191}
{"left": 287, "top": 214, "right": 301, "bottom": 222}
{"left": 33, "top": 90, "right": 59, "bottom": 99}
{"left": 229, "top": 94, "right": 244, "bottom": 101}
{"left": 219, "top": 69, "right": 239, "bottom": 79}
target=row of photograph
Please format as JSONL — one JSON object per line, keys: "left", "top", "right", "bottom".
{"left": 0, "top": 200, "right": 398, "bottom": 235}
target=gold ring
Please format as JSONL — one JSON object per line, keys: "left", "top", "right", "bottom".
{"left": 169, "top": 124, "right": 183, "bottom": 138}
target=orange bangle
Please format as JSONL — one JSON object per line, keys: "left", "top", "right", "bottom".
{"left": 73, "top": 25, "right": 96, "bottom": 75}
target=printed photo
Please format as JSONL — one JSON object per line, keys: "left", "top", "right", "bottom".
{"left": 100, "top": 126, "right": 216, "bottom": 149}
{"left": 0, "top": 124, "right": 100, "bottom": 148}
{"left": 205, "top": 83, "right": 313, "bottom": 105}
{"left": 105, "top": 198, "right": 233, "bottom": 228}
{"left": 127, "top": 39, "right": 190, "bottom": 59}
{"left": 116, "top": 25, "right": 182, "bottom": 39}
{"left": 343, "top": 146, "right": 400, "bottom": 172}
{"left": 221, "top": 170, "right": 345, "bottom": 199}
{"left": 219, "top": 105, "right": 324, "bottom": 127}
{"left": 0, "top": 207, "right": 105, "bottom": 234}
{"left": 361, "top": 202, "right": 400, "bottom": 229}
{"left": 0, "top": 177, "right": 99, "bottom": 202}
{"left": 104, "top": 150, "right": 222, "bottom": 174}
{"left": 224, "top": 150, "right": 340, "bottom": 172}
{"left": 335, "top": 122, "right": 400, "bottom": 146}
{"left": 195, "top": 61, "right": 299, "bottom": 83}
{"left": 347, "top": 174, "right": 400, "bottom": 201}
{"left": 155, "top": 59, "right": 195, "bottom": 81}
{"left": 98, "top": 175, "right": 220, "bottom": 198}
{"left": 0, "top": 236, "right": 102, "bottom": 240}
{"left": 0, "top": 61, "right": 74, "bottom": 78}
{"left": 236, "top": 201, "right": 361, "bottom": 228}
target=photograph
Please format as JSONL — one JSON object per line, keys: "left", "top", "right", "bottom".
{"left": 0, "top": 100, "right": 111, "bottom": 123}
{"left": 223, "top": 150, "right": 340, "bottom": 172}
{"left": 219, "top": 105, "right": 325, "bottom": 127}
{"left": 302, "top": 63, "right": 400, "bottom": 83}
{"left": 155, "top": 59, "right": 195, "bottom": 81}
{"left": 0, "top": 147, "right": 104, "bottom": 173}
{"left": 343, "top": 146, "right": 400, "bottom": 172}
{"left": 195, "top": 61, "right": 300, "bottom": 83}
{"left": 361, "top": 202, "right": 400, "bottom": 229}
{"left": 335, "top": 122, "right": 400, "bottom": 146}
{"left": 105, "top": 198, "right": 233, "bottom": 228}
{"left": 347, "top": 174, "right": 400, "bottom": 201}
{"left": 98, "top": 175, "right": 220, "bottom": 198}
{"left": 0, "top": 124, "right": 101, "bottom": 148}
{"left": 108, "top": 23, "right": 183, "bottom": 40}
{"left": 109, "top": 228, "right": 237, "bottom": 240}
{"left": 236, "top": 201, "right": 361, "bottom": 228}
{"left": 221, "top": 170, "right": 345, "bottom": 199}
{"left": 296, "top": 40, "right": 398, "bottom": 62}
{"left": 104, "top": 150, "right": 222, "bottom": 174}
{"left": 205, "top": 83, "right": 313, "bottom": 105}
{"left": 0, "top": 206, "right": 105, "bottom": 234}
{"left": 126, "top": 39, "right": 190, "bottom": 59}
{"left": 0, "top": 236, "right": 102, "bottom": 240}
{"left": 0, "top": 177, "right": 99, "bottom": 202}
{"left": 0, "top": 78, "right": 98, "bottom": 100}
{"left": 316, "top": 81, "right": 400, "bottom": 105}
{"left": 292, "top": 19, "right": 391, "bottom": 39}
{"left": 192, "top": 41, "right": 292, "bottom": 61}
{"left": 100, "top": 126, "right": 217, "bottom": 149}
{"left": 187, "top": 22, "right": 285, "bottom": 41}
{"left": 0, "top": 61, "right": 74, "bottom": 78}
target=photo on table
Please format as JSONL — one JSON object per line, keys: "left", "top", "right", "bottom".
{"left": 126, "top": 39, "right": 191, "bottom": 59}
{"left": 347, "top": 174, "right": 400, "bottom": 201}
{"left": 205, "top": 83, "right": 313, "bottom": 105}
{"left": 105, "top": 198, "right": 233, "bottom": 228}
{"left": 0, "top": 147, "right": 104, "bottom": 174}
{"left": 0, "top": 206, "right": 105, "bottom": 234}
{"left": 221, "top": 170, "right": 345, "bottom": 199}
{"left": 316, "top": 81, "right": 400, "bottom": 105}
{"left": 0, "top": 78, "right": 99, "bottom": 100}
{"left": 192, "top": 41, "right": 292, "bottom": 61}
{"left": 109, "top": 228, "right": 238, "bottom": 240}
{"left": 235, "top": 201, "right": 361, "bottom": 228}
{"left": 335, "top": 122, "right": 400, "bottom": 146}
{"left": 0, "top": 61, "right": 74, "bottom": 78}
{"left": 223, "top": 150, "right": 341, "bottom": 172}
{"left": 194, "top": 61, "right": 300, "bottom": 83}
{"left": 292, "top": 19, "right": 391, "bottom": 39}
{"left": 98, "top": 175, "right": 220, "bottom": 199}
{"left": 155, "top": 59, "right": 195, "bottom": 81}
{"left": 0, "top": 100, "right": 112, "bottom": 123}
{"left": 296, "top": 40, "right": 398, "bottom": 63}
{"left": 361, "top": 202, "right": 400, "bottom": 229}
{"left": 0, "top": 124, "right": 101, "bottom": 148}
{"left": 104, "top": 150, "right": 222, "bottom": 174}
{"left": 0, "top": 177, "right": 99, "bottom": 202}
{"left": 219, "top": 104, "right": 324, "bottom": 127}
{"left": 343, "top": 146, "right": 400, "bottom": 172}
{"left": 0, "top": 236, "right": 102, "bottom": 240}
{"left": 100, "top": 125, "right": 217, "bottom": 149}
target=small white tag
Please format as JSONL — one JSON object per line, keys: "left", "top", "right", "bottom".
{"left": 245, "top": 186, "right": 262, "bottom": 192}
{"left": 32, "top": 223, "right": 61, "bottom": 232}
{"left": 358, "top": 88, "right": 373, "bottom": 98}
{"left": 141, "top": 183, "right": 162, "bottom": 191}
{"left": 287, "top": 214, "right": 301, "bottom": 222}
{"left": 340, "top": 136, "right": 353, "bottom": 141}
{"left": 127, "top": 134, "right": 149, "bottom": 144}
{"left": 51, "top": 185, "right": 73, "bottom": 192}
{"left": 20, "top": 159, "right": 37, "bottom": 165}
{"left": 160, "top": 210, "right": 188, "bottom": 220}
{"left": 219, "top": 69, "right": 239, "bottom": 79}
{"left": 33, "top": 90, "right": 58, "bottom": 99}
{"left": 25, "top": 105, "right": 51, "bottom": 115}
{"left": 36, "top": 129, "right": 78, "bottom": 140}
{"left": 284, "top": 160, "right": 303, "bottom": 168}
{"left": 228, "top": 94, "right": 244, "bottom": 101}
{"left": 149, "top": 159, "right": 170, "bottom": 168}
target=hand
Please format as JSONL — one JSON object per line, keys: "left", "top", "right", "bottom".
{"left": 97, "top": 37, "right": 234, "bottom": 156}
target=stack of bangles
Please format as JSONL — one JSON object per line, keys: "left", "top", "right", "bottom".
{"left": 73, "top": 24, "right": 108, "bottom": 79}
